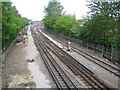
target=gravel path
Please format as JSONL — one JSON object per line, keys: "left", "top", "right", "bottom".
{"left": 2, "top": 26, "right": 55, "bottom": 88}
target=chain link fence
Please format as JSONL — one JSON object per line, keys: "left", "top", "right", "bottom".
{"left": 44, "top": 28, "right": 120, "bottom": 63}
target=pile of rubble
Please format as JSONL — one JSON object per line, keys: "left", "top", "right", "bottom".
{"left": 8, "top": 74, "right": 36, "bottom": 88}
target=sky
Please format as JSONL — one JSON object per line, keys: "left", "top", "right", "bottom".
{"left": 10, "top": 0, "right": 90, "bottom": 21}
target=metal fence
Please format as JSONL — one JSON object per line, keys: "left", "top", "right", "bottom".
{"left": 45, "top": 29, "right": 120, "bottom": 62}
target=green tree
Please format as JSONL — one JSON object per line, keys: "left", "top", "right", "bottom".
{"left": 43, "top": 0, "right": 64, "bottom": 30}
{"left": 0, "top": 2, "right": 2, "bottom": 51}
{"left": 54, "top": 15, "right": 79, "bottom": 37}
{"left": 2, "top": 2, "right": 29, "bottom": 51}
{"left": 79, "top": 1, "right": 120, "bottom": 48}
{"left": 44, "top": 0, "right": 64, "bottom": 16}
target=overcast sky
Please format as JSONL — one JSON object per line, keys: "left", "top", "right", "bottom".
{"left": 11, "top": 0, "right": 90, "bottom": 21}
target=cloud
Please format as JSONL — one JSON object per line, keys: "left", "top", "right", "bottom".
{"left": 11, "top": 0, "right": 90, "bottom": 21}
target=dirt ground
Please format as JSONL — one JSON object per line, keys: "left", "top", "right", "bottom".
{"left": 2, "top": 28, "right": 56, "bottom": 88}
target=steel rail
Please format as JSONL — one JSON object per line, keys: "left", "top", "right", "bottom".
{"left": 32, "top": 31, "right": 62, "bottom": 88}
{"left": 32, "top": 30, "right": 78, "bottom": 89}
{"left": 37, "top": 30, "right": 110, "bottom": 90}
{"left": 44, "top": 32, "right": 120, "bottom": 77}
{"left": 35, "top": 33, "right": 78, "bottom": 89}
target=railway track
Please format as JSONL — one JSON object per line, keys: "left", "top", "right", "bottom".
{"left": 33, "top": 28, "right": 110, "bottom": 89}
{"left": 72, "top": 48, "right": 120, "bottom": 77}
{"left": 31, "top": 29, "right": 79, "bottom": 89}
{"left": 43, "top": 31, "right": 120, "bottom": 77}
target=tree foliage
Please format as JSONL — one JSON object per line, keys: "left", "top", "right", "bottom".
{"left": 43, "top": 1, "right": 120, "bottom": 49}
{"left": 54, "top": 15, "right": 79, "bottom": 37}
{"left": 0, "top": 2, "right": 2, "bottom": 50}
{"left": 44, "top": 0, "right": 64, "bottom": 16}
{"left": 43, "top": 0, "right": 64, "bottom": 30}
{"left": 43, "top": 0, "right": 80, "bottom": 37}
{"left": 2, "top": 2, "right": 29, "bottom": 50}
{"left": 79, "top": 1, "right": 120, "bottom": 48}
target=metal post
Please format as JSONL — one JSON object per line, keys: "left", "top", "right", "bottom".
{"left": 87, "top": 42, "right": 88, "bottom": 49}
{"left": 102, "top": 45, "right": 104, "bottom": 57}
{"left": 111, "top": 47, "right": 114, "bottom": 60}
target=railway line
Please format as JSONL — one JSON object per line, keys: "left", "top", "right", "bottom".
{"left": 31, "top": 26, "right": 111, "bottom": 89}
{"left": 31, "top": 29, "right": 82, "bottom": 89}
{"left": 43, "top": 30, "right": 120, "bottom": 78}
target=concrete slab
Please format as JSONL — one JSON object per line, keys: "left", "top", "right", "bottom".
{"left": 26, "top": 28, "right": 51, "bottom": 88}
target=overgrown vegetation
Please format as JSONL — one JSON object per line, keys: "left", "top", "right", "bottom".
{"left": 54, "top": 15, "right": 80, "bottom": 37}
{"left": 80, "top": 2, "right": 120, "bottom": 49}
{"left": 2, "top": 2, "right": 29, "bottom": 51}
{"left": 0, "top": 2, "right": 1, "bottom": 27}
{"left": 43, "top": 0, "right": 120, "bottom": 49}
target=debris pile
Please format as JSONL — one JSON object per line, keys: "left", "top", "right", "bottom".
{"left": 8, "top": 74, "right": 36, "bottom": 88}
